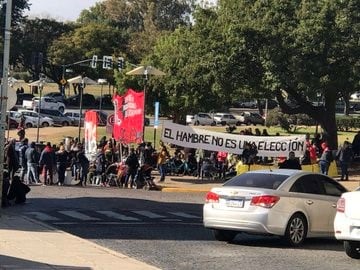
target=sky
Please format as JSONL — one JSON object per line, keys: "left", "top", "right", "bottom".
{"left": 25, "top": 0, "right": 103, "bottom": 22}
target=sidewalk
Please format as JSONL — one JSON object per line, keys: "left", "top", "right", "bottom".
{"left": 0, "top": 214, "right": 160, "bottom": 270}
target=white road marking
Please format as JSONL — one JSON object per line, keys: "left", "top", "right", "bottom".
{"left": 168, "top": 212, "right": 200, "bottom": 218}
{"left": 28, "top": 212, "right": 60, "bottom": 221}
{"left": 58, "top": 210, "right": 100, "bottom": 221}
{"left": 132, "top": 210, "right": 166, "bottom": 218}
{"left": 96, "top": 211, "right": 140, "bottom": 221}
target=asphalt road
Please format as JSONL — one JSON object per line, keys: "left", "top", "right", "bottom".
{"left": 6, "top": 186, "right": 360, "bottom": 270}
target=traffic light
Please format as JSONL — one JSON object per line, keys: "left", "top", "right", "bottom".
{"left": 102, "top": 55, "right": 113, "bottom": 69}
{"left": 91, "top": 55, "right": 97, "bottom": 68}
{"left": 118, "top": 57, "right": 125, "bottom": 70}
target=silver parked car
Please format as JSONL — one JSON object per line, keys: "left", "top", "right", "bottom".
{"left": 188, "top": 113, "right": 216, "bottom": 126}
{"left": 213, "top": 113, "right": 241, "bottom": 126}
{"left": 203, "top": 169, "right": 347, "bottom": 246}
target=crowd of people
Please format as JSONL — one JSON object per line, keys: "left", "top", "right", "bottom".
{"left": 1, "top": 129, "right": 358, "bottom": 206}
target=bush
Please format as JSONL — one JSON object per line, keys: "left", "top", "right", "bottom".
{"left": 266, "top": 108, "right": 315, "bottom": 132}
{"left": 336, "top": 116, "right": 360, "bottom": 131}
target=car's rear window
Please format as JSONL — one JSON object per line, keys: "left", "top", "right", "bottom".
{"left": 224, "top": 173, "right": 289, "bottom": 190}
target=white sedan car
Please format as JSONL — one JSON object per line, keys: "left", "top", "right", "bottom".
{"left": 18, "top": 110, "right": 54, "bottom": 128}
{"left": 203, "top": 169, "right": 347, "bottom": 246}
{"left": 334, "top": 187, "right": 360, "bottom": 259}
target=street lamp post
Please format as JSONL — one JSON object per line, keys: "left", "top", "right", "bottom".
{"left": 126, "top": 66, "right": 165, "bottom": 142}
{"left": 36, "top": 77, "right": 45, "bottom": 142}
{"left": 97, "top": 79, "right": 107, "bottom": 111}
{"left": 78, "top": 78, "right": 84, "bottom": 141}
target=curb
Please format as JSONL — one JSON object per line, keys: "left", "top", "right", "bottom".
{"left": 158, "top": 185, "right": 213, "bottom": 193}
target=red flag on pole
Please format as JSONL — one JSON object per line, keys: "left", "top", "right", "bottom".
{"left": 112, "top": 89, "right": 144, "bottom": 143}
{"left": 84, "top": 110, "right": 98, "bottom": 161}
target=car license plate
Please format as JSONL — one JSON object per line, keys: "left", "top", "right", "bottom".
{"left": 226, "top": 199, "right": 244, "bottom": 208}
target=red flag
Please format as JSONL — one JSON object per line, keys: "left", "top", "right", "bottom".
{"left": 112, "top": 89, "right": 144, "bottom": 143}
{"left": 84, "top": 110, "right": 98, "bottom": 160}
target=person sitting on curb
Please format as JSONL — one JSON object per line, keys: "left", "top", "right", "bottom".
{"left": 7, "top": 175, "right": 31, "bottom": 204}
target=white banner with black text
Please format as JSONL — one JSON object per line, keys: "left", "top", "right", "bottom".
{"left": 161, "top": 122, "right": 306, "bottom": 157}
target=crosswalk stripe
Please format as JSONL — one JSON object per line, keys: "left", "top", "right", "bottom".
{"left": 28, "top": 212, "right": 60, "bottom": 221}
{"left": 96, "top": 211, "right": 140, "bottom": 221}
{"left": 58, "top": 211, "right": 100, "bottom": 221}
{"left": 132, "top": 210, "right": 165, "bottom": 218}
{"left": 168, "top": 212, "right": 200, "bottom": 218}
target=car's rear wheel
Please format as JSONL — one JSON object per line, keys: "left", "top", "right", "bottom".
{"left": 62, "top": 121, "right": 69, "bottom": 126}
{"left": 42, "top": 122, "right": 49, "bottom": 127}
{"left": 213, "top": 229, "right": 237, "bottom": 242}
{"left": 194, "top": 120, "right": 199, "bottom": 126}
{"left": 283, "top": 213, "right": 307, "bottom": 246}
{"left": 344, "top": 241, "right": 360, "bottom": 259}
{"left": 210, "top": 121, "right": 216, "bottom": 126}
{"left": 246, "top": 121, "right": 251, "bottom": 126}
{"left": 26, "top": 123, "right": 32, "bottom": 128}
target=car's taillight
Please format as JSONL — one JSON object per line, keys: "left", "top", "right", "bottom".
{"left": 336, "top": 198, "right": 345, "bottom": 212}
{"left": 251, "top": 195, "right": 280, "bottom": 208}
{"left": 205, "top": 191, "right": 219, "bottom": 203}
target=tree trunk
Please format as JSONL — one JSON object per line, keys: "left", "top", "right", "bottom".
{"left": 317, "top": 110, "right": 338, "bottom": 150}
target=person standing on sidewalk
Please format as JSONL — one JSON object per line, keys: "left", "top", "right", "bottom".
{"left": 336, "top": 141, "right": 353, "bottom": 181}
{"left": 25, "top": 142, "right": 40, "bottom": 184}
{"left": 18, "top": 138, "right": 29, "bottom": 182}
{"left": 56, "top": 145, "right": 69, "bottom": 186}
{"left": 157, "top": 142, "right": 170, "bottom": 182}
{"left": 39, "top": 142, "right": 56, "bottom": 185}
{"left": 5, "top": 138, "right": 20, "bottom": 179}
{"left": 77, "top": 143, "right": 89, "bottom": 187}
{"left": 318, "top": 142, "right": 333, "bottom": 175}
{"left": 124, "top": 147, "right": 139, "bottom": 188}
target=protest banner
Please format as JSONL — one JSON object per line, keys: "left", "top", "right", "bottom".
{"left": 161, "top": 122, "right": 306, "bottom": 157}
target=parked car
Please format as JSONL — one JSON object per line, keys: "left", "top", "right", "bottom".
{"left": 334, "top": 186, "right": 360, "bottom": 259}
{"left": 236, "top": 111, "right": 265, "bottom": 125}
{"left": 6, "top": 111, "right": 36, "bottom": 129}
{"left": 213, "top": 113, "right": 241, "bottom": 126}
{"left": 1, "top": 112, "right": 19, "bottom": 129}
{"left": 203, "top": 169, "right": 347, "bottom": 246}
{"left": 95, "top": 94, "right": 114, "bottom": 110}
{"left": 188, "top": 113, "right": 216, "bottom": 126}
{"left": 44, "top": 92, "right": 65, "bottom": 103}
{"left": 23, "top": 97, "right": 66, "bottom": 113}
{"left": 64, "top": 111, "right": 85, "bottom": 126}
{"left": 64, "top": 94, "right": 96, "bottom": 108}
{"left": 37, "top": 109, "right": 74, "bottom": 126}
{"left": 18, "top": 109, "right": 54, "bottom": 128}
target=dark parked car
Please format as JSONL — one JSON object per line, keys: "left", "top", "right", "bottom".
{"left": 95, "top": 94, "right": 114, "bottom": 109}
{"left": 64, "top": 94, "right": 96, "bottom": 108}
{"left": 37, "top": 108, "right": 74, "bottom": 126}
{"left": 44, "top": 92, "right": 65, "bottom": 103}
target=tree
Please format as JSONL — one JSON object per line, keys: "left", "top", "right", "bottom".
{"left": 0, "top": 0, "right": 30, "bottom": 63}
{"left": 216, "top": 0, "right": 360, "bottom": 149}
{"left": 48, "top": 22, "right": 129, "bottom": 88}
{"left": 12, "top": 18, "right": 74, "bottom": 81}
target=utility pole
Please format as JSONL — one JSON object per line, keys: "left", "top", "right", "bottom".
{"left": 0, "top": 0, "right": 13, "bottom": 208}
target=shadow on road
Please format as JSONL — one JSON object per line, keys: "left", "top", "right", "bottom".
{"left": 0, "top": 255, "right": 91, "bottom": 270}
